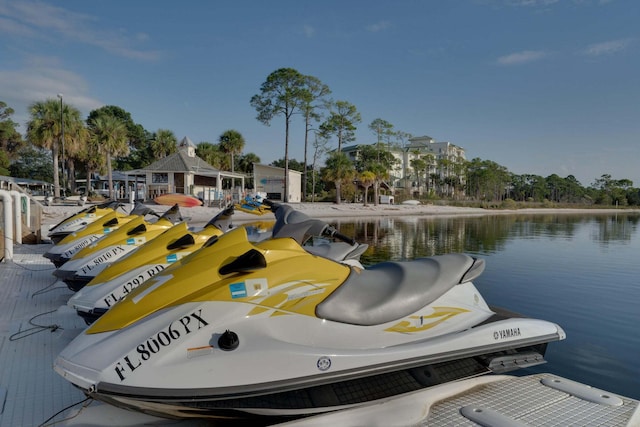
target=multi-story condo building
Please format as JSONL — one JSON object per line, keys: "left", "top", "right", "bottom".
{"left": 341, "top": 135, "right": 467, "bottom": 198}
{"left": 403, "top": 136, "right": 467, "bottom": 197}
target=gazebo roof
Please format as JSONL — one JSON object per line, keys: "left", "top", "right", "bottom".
{"left": 142, "top": 149, "right": 220, "bottom": 174}
{"left": 124, "top": 136, "right": 245, "bottom": 179}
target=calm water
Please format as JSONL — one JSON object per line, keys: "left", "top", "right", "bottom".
{"left": 331, "top": 213, "right": 640, "bottom": 400}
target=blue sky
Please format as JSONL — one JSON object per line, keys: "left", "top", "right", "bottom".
{"left": 1, "top": 0, "right": 638, "bottom": 187}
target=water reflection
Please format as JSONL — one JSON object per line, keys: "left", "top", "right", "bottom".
{"left": 591, "top": 214, "right": 639, "bottom": 246}
{"left": 330, "top": 214, "right": 640, "bottom": 264}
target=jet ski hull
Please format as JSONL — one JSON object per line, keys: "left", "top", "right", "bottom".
{"left": 44, "top": 234, "right": 105, "bottom": 267}
{"left": 70, "top": 262, "right": 172, "bottom": 321}
{"left": 54, "top": 244, "right": 143, "bottom": 290}
{"left": 68, "top": 352, "right": 543, "bottom": 420}
{"left": 55, "top": 294, "right": 565, "bottom": 419}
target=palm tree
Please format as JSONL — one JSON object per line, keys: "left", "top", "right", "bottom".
{"left": 27, "top": 99, "right": 85, "bottom": 198}
{"left": 370, "top": 163, "right": 389, "bottom": 206}
{"left": 237, "top": 152, "right": 261, "bottom": 189}
{"left": 423, "top": 153, "right": 435, "bottom": 195}
{"left": 322, "top": 152, "right": 355, "bottom": 204}
{"left": 78, "top": 133, "right": 106, "bottom": 195}
{"left": 89, "top": 115, "right": 129, "bottom": 199}
{"left": 409, "top": 156, "right": 427, "bottom": 196}
{"left": 219, "top": 130, "right": 245, "bottom": 172}
{"left": 236, "top": 152, "right": 260, "bottom": 174}
{"left": 359, "top": 170, "right": 376, "bottom": 206}
{"left": 151, "top": 129, "right": 177, "bottom": 159}
{"left": 196, "top": 142, "right": 225, "bottom": 169}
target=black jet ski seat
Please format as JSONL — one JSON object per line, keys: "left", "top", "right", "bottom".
{"left": 316, "top": 254, "right": 485, "bottom": 326}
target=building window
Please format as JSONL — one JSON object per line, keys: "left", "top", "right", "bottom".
{"left": 152, "top": 173, "right": 168, "bottom": 183}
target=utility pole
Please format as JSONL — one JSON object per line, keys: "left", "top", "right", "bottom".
{"left": 57, "top": 93, "right": 65, "bottom": 198}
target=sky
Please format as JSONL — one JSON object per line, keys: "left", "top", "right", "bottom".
{"left": 1, "top": 0, "right": 638, "bottom": 187}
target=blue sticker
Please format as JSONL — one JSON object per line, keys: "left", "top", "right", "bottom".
{"left": 229, "top": 282, "right": 247, "bottom": 299}
{"left": 166, "top": 254, "right": 178, "bottom": 263}
{"left": 126, "top": 238, "right": 135, "bottom": 245}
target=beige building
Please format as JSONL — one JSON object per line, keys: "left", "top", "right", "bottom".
{"left": 128, "top": 137, "right": 245, "bottom": 205}
{"left": 404, "top": 136, "right": 466, "bottom": 197}
{"left": 253, "top": 163, "right": 302, "bottom": 203}
{"left": 341, "top": 135, "right": 467, "bottom": 197}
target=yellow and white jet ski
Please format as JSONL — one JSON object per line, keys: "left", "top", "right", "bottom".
{"left": 67, "top": 203, "right": 365, "bottom": 325}
{"left": 47, "top": 201, "right": 123, "bottom": 244}
{"left": 68, "top": 206, "right": 252, "bottom": 323}
{"left": 55, "top": 202, "right": 565, "bottom": 421}
{"left": 53, "top": 204, "right": 184, "bottom": 291}
{"left": 43, "top": 202, "right": 157, "bottom": 267}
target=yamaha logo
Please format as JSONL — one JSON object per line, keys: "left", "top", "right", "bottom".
{"left": 317, "top": 356, "right": 331, "bottom": 371}
{"left": 493, "top": 327, "right": 522, "bottom": 340}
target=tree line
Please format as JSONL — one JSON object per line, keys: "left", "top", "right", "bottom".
{"left": 0, "top": 101, "right": 259, "bottom": 199}
{"left": 1, "top": 65, "right": 639, "bottom": 207}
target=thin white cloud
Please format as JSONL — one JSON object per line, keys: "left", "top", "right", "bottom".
{"left": 0, "top": 56, "right": 103, "bottom": 129}
{"left": 366, "top": 21, "right": 391, "bottom": 32}
{"left": 504, "top": 0, "right": 560, "bottom": 6}
{"left": 0, "top": 0, "right": 161, "bottom": 61}
{"left": 480, "top": 0, "right": 612, "bottom": 9}
{"left": 582, "top": 38, "right": 632, "bottom": 56}
{"left": 0, "top": 16, "right": 36, "bottom": 37}
{"left": 497, "top": 50, "right": 547, "bottom": 65}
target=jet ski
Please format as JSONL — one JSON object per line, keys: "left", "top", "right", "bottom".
{"left": 54, "top": 201, "right": 565, "bottom": 421}
{"left": 68, "top": 205, "right": 239, "bottom": 324}
{"left": 47, "top": 201, "right": 123, "bottom": 244}
{"left": 68, "top": 203, "right": 365, "bottom": 325}
{"left": 53, "top": 204, "right": 184, "bottom": 291}
{"left": 43, "top": 203, "right": 157, "bottom": 268}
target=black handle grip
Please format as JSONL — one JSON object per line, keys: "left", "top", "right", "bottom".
{"left": 324, "top": 227, "right": 356, "bottom": 245}
{"left": 334, "top": 231, "right": 356, "bottom": 245}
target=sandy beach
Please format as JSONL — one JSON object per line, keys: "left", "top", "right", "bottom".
{"left": 40, "top": 200, "right": 640, "bottom": 230}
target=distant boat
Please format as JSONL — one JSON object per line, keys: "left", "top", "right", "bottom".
{"left": 401, "top": 199, "right": 421, "bottom": 205}
{"left": 154, "top": 193, "right": 204, "bottom": 207}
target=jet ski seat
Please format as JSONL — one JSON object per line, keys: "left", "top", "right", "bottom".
{"left": 316, "top": 254, "right": 479, "bottom": 326}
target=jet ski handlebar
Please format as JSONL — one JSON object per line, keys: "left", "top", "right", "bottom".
{"left": 260, "top": 198, "right": 357, "bottom": 246}
{"left": 322, "top": 226, "right": 357, "bottom": 246}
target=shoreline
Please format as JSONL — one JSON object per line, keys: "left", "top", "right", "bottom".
{"left": 40, "top": 201, "right": 640, "bottom": 228}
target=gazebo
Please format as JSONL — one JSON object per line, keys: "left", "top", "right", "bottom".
{"left": 127, "top": 137, "right": 245, "bottom": 205}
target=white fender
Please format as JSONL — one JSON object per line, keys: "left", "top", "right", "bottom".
{"left": 10, "top": 190, "right": 23, "bottom": 244}
{"left": 0, "top": 190, "right": 14, "bottom": 260}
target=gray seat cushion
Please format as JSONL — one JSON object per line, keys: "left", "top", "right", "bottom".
{"left": 316, "top": 254, "right": 477, "bottom": 326}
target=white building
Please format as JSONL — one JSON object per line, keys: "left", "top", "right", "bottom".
{"left": 404, "top": 135, "right": 466, "bottom": 197}
{"left": 341, "top": 135, "right": 467, "bottom": 197}
{"left": 253, "top": 163, "right": 302, "bottom": 203}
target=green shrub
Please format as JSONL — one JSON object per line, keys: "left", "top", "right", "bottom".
{"left": 501, "top": 198, "right": 518, "bottom": 209}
